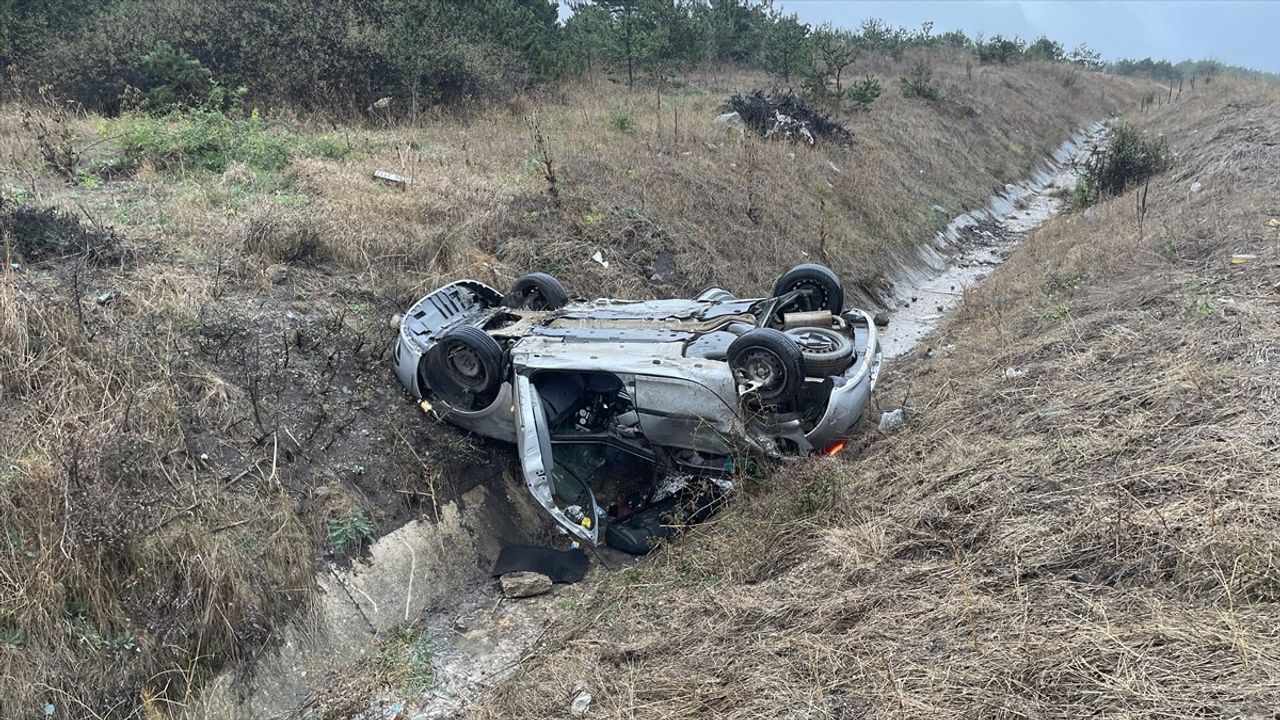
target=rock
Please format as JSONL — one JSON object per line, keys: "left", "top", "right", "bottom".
{"left": 267, "top": 264, "right": 289, "bottom": 285}
{"left": 878, "top": 409, "right": 905, "bottom": 432}
{"left": 499, "top": 571, "right": 552, "bottom": 599}
{"left": 95, "top": 289, "right": 120, "bottom": 305}
{"left": 452, "top": 616, "right": 469, "bottom": 633}
{"left": 713, "top": 112, "right": 746, "bottom": 134}
{"left": 872, "top": 312, "right": 890, "bottom": 327}
{"left": 389, "top": 313, "right": 403, "bottom": 330}
{"left": 570, "top": 690, "right": 593, "bottom": 717}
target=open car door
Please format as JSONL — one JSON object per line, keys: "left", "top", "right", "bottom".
{"left": 513, "top": 373, "right": 600, "bottom": 545}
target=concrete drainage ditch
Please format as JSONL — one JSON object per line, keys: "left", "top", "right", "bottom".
{"left": 198, "top": 121, "right": 1109, "bottom": 720}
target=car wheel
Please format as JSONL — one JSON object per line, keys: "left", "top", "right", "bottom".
{"left": 785, "top": 326, "right": 855, "bottom": 377}
{"left": 728, "top": 328, "right": 804, "bottom": 405}
{"left": 509, "top": 272, "right": 569, "bottom": 310}
{"left": 772, "top": 264, "right": 845, "bottom": 314}
{"left": 431, "top": 325, "right": 503, "bottom": 407}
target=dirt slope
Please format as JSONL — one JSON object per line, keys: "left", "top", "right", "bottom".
{"left": 471, "top": 79, "right": 1280, "bottom": 719}
{"left": 0, "top": 59, "right": 1146, "bottom": 716}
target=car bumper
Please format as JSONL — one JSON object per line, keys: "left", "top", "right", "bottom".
{"left": 805, "top": 310, "right": 882, "bottom": 450}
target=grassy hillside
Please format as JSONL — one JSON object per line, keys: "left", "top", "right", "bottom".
{"left": 0, "top": 59, "right": 1145, "bottom": 716}
{"left": 473, "top": 78, "right": 1280, "bottom": 719}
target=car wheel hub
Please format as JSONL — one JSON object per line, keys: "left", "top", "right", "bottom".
{"left": 741, "top": 349, "right": 783, "bottom": 390}
{"left": 790, "top": 328, "right": 838, "bottom": 353}
{"left": 447, "top": 346, "right": 486, "bottom": 389}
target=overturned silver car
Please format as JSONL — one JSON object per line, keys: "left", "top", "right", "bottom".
{"left": 392, "top": 264, "right": 881, "bottom": 548}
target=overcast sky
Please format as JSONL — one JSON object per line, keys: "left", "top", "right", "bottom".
{"left": 775, "top": 1, "right": 1280, "bottom": 72}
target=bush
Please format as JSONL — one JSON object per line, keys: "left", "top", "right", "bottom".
{"left": 899, "top": 61, "right": 939, "bottom": 100}
{"left": 1073, "top": 122, "right": 1171, "bottom": 205}
{"left": 846, "top": 75, "right": 881, "bottom": 111}
{"left": 139, "top": 41, "right": 214, "bottom": 111}
{"left": 976, "top": 34, "right": 1025, "bottom": 64}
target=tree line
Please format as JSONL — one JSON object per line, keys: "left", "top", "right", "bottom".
{"left": 3, "top": 0, "right": 1254, "bottom": 116}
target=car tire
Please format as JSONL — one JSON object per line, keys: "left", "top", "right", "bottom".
{"left": 509, "top": 272, "right": 569, "bottom": 310}
{"left": 785, "top": 326, "right": 855, "bottom": 377}
{"left": 431, "top": 325, "right": 503, "bottom": 406}
{"left": 772, "top": 264, "right": 845, "bottom": 315}
{"left": 727, "top": 328, "right": 805, "bottom": 405}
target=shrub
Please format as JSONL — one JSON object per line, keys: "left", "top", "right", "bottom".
{"left": 1073, "top": 122, "right": 1171, "bottom": 205}
{"left": 899, "top": 61, "right": 939, "bottom": 100}
{"left": 976, "top": 34, "right": 1025, "bottom": 64}
{"left": 846, "top": 75, "right": 881, "bottom": 111}
{"left": 140, "top": 41, "right": 214, "bottom": 111}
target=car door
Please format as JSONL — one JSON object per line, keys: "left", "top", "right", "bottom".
{"left": 513, "top": 373, "right": 600, "bottom": 545}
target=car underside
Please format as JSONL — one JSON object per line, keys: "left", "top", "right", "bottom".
{"left": 392, "top": 265, "right": 881, "bottom": 550}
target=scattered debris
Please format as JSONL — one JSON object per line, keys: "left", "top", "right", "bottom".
{"left": 570, "top": 690, "right": 593, "bottom": 717}
{"left": 389, "top": 313, "right": 403, "bottom": 329}
{"left": 372, "top": 169, "right": 413, "bottom": 189}
{"left": 95, "top": 289, "right": 120, "bottom": 306}
{"left": 721, "top": 91, "right": 853, "bottom": 147}
{"left": 878, "top": 409, "right": 905, "bottom": 432}
{"left": 1003, "top": 367, "right": 1028, "bottom": 380}
{"left": 499, "top": 571, "right": 553, "bottom": 599}
{"left": 591, "top": 250, "right": 610, "bottom": 268}
{"left": 1, "top": 205, "right": 123, "bottom": 264}
{"left": 827, "top": 161, "right": 842, "bottom": 174}
{"left": 931, "top": 204, "right": 947, "bottom": 214}
{"left": 1190, "top": 180, "right": 1203, "bottom": 193}
{"left": 267, "top": 264, "right": 289, "bottom": 285}
{"left": 1231, "top": 254, "right": 1258, "bottom": 265}
{"left": 1267, "top": 218, "right": 1279, "bottom": 228}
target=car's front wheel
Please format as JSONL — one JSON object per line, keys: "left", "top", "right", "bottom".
{"left": 728, "top": 328, "right": 804, "bottom": 406}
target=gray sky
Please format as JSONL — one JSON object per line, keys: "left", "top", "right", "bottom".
{"left": 776, "top": 1, "right": 1280, "bottom": 72}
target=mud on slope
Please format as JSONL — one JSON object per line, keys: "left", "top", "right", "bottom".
{"left": 469, "top": 81, "right": 1280, "bottom": 720}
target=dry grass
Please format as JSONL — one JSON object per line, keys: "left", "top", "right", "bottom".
{"left": 0, "top": 58, "right": 1149, "bottom": 717}
{"left": 470, "top": 79, "right": 1280, "bottom": 719}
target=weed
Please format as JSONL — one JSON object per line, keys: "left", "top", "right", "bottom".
{"left": 378, "top": 628, "right": 435, "bottom": 691}
{"left": 327, "top": 510, "right": 374, "bottom": 553}
{"left": 1, "top": 625, "right": 24, "bottom": 648}
{"left": 780, "top": 468, "right": 839, "bottom": 521}
{"left": 309, "top": 134, "right": 354, "bottom": 160}
{"left": 115, "top": 106, "right": 296, "bottom": 174}
{"left": 1042, "top": 302, "right": 1073, "bottom": 320}
{"left": 605, "top": 107, "right": 637, "bottom": 134}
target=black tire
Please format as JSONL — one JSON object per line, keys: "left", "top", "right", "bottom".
{"left": 509, "top": 272, "right": 569, "bottom": 310}
{"left": 785, "top": 327, "right": 855, "bottom": 377}
{"left": 727, "top": 328, "right": 805, "bottom": 406}
{"left": 429, "top": 325, "right": 504, "bottom": 409}
{"left": 772, "top": 264, "right": 845, "bottom": 315}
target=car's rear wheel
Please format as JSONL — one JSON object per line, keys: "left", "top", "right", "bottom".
{"left": 430, "top": 325, "right": 503, "bottom": 409}
{"left": 772, "top": 264, "right": 844, "bottom": 315}
{"left": 785, "top": 326, "right": 855, "bottom": 377}
{"left": 728, "top": 328, "right": 804, "bottom": 406}
{"left": 509, "top": 272, "right": 569, "bottom": 310}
